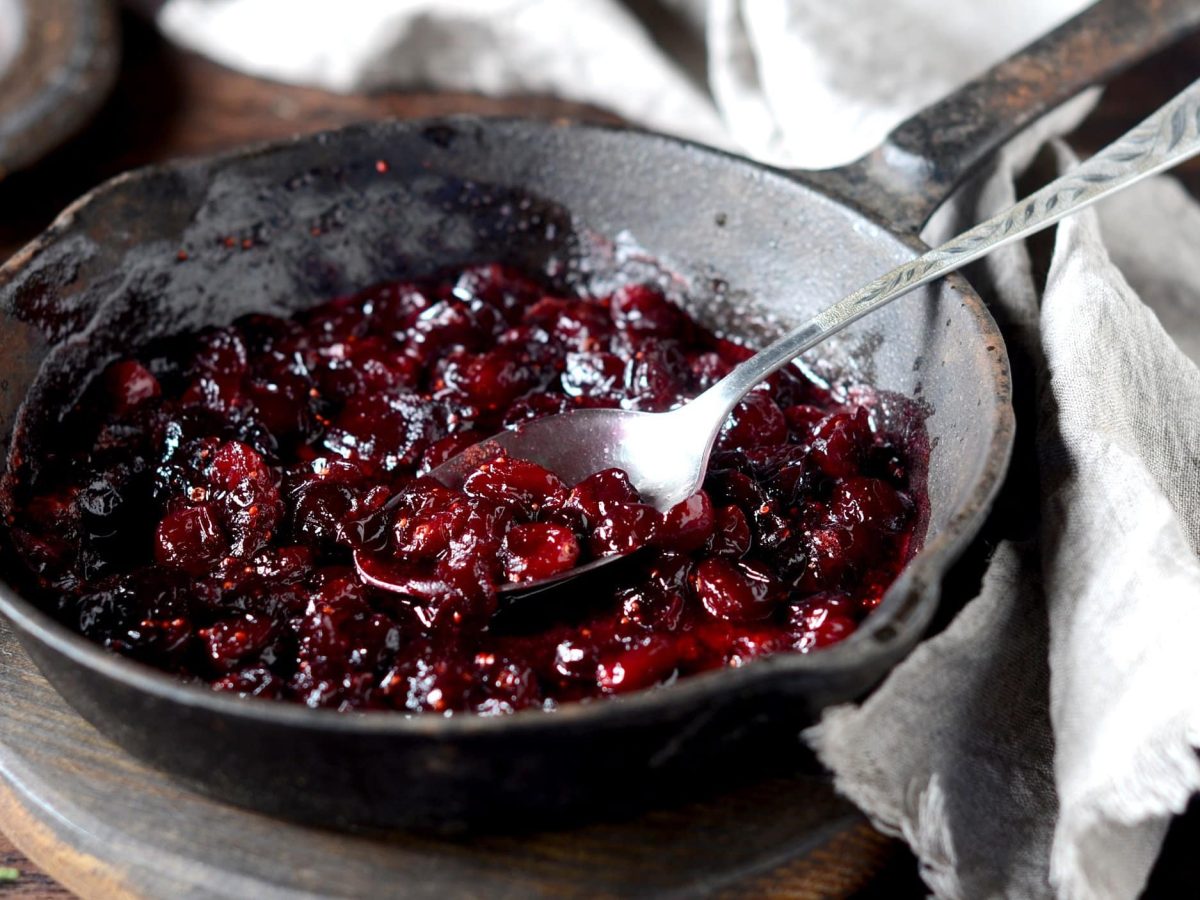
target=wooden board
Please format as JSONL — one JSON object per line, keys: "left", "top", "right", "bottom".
{"left": 0, "top": 618, "right": 904, "bottom": 899}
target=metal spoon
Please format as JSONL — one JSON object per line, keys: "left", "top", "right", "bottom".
{"left": 358, "top": 78, "right": 1200, "bottom": 598}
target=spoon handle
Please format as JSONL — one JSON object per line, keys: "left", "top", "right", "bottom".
{"left": 690, "top": 77, "right": 1200, "bottom": 425}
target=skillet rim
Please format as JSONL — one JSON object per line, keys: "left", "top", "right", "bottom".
{"left": 0, "top": 115, "right": 1015, "bottom": 735}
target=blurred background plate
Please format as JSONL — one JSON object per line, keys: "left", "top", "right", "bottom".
{"left": 0, "top": 0, "right": 119, "bottom": 178}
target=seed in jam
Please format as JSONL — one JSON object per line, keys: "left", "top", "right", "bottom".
{"left": 5, "top": 263, "right": 923, "bottom": 713}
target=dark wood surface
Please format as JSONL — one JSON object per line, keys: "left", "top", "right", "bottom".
{"left": 1, "top": 9, "right": 1199, "bottom": 899}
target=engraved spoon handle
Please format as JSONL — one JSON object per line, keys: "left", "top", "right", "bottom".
{"left": 685, "top": 77, "right": 1200, "bottom": 426}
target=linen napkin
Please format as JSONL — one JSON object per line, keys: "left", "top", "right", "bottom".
{"left": 149, "top": 1, "right": 1200, "bottom": 896}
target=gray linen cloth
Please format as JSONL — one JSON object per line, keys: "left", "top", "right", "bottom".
{"left": 152, "top": 2, "right": 1200, "bottom": 896}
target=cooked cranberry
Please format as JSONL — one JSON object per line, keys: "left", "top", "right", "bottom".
{"left": 655, "top": 491, "right": 715, "bottom": 552}
{"left": 502, "top": 523, "right": 580, "bottom": 582}
{"left": 588, "top": 502, "right": 660, "bottom": 556}
{"left": 9, "top": 263, "right": 924, "bottom": 714}
{"left": 212, "top": 665, "right": 281, "bottom": 698}
{"left": 418, "top": 431, "right": 484, "bottom": 474}
{"left": 562, "top": 468, "right": 640, "bottom": 521}
{"left": 707, "top": 504, "right": 752, "bottom": 557}
{"left": 831, "top": 477, "right": 912, "bottom": 532}
{"left": 104, "top": 360, "right": 161, "bottom": 414}
{"left": 553, "top": 638, "right": 601, "bottom": 681}
{"left": 620, "top": 585, "right": 686, "bottom": 632}
{"left": 810, "top": 407, "right": 872, "bottom": 478}
{"left": 596, "top": 637, "right": 677, "bottom": 693}
{"left": 199, "top": 613, "right": 277, "bottom": 673}
{"left": 435, "top": 346, "right": 542, "bottom": 410}
{"left": 788, "top": 593, "right": 858, "bottom": 650}
{"left": 291, "top": 481, "right": 357, "bottom": 546}
{"left": 463, "top": 457, "right": 567, "bottom": 517}
{"left": 610, "top": 285, "right": 682, "bottom": 338}
{"left": 717, "top": 391, "right": 788, "bottom": 451}
{"left": 692, "top": 557, "right": 779, "bottom": 621}
{"left": 689, "top": 351, "right": 733, "bottom": 391}
{"left": 524, "top": 297, "right": 611, "bottom": 351}
{"left": 154, "top": 505, "right": 228, "bottom": 574}
{"left": 561, "top": 351, "right": 626, "bottom": 402}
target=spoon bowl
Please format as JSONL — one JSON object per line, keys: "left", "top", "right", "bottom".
{"left": 361, "top": 78, "right": 1200, "bottom": 602}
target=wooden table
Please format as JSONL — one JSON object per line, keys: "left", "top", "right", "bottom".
{"left": 1, "top": 10, "right": 1199, "bottom": 899}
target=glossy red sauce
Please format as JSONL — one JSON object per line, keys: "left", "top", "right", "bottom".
{"left": 5, "top": 264, "right": 923, "bottom": 713}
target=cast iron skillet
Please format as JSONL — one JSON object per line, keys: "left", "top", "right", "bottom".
{"left": 0, "top": 0, "right": 1195, "bottom": 831}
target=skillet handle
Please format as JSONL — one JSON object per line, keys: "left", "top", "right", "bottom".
{"left": 797, "top": 0, "right": 1200, "bottom": 234}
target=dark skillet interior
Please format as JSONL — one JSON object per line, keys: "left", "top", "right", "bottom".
{"left": 0, "top": 118, "right": 1012, "bottom": 830}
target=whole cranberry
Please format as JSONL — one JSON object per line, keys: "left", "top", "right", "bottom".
{"left": 563, "top": 468, "right": 640, "bottom": 523}
{"left": 199, "top": 613, "right": 277, "bottom": 674}
{"left": 291, "top": 480, "right": 357, "bottom": 546}
{"left": 787, "top": 593, "right": 858, "bottom": 650}
{"left": 561, "top": 351, "right": 627, "bottom": 402}
{"left": 610, "top": 285, "right": 683, "bottom": 338}
{"left": 830, "top": 476, "right": 912, "bottom": 533}
{"left": 154, "top": 505, "right": 229, "bottom": 574}
{"left": 619, "top": 585, "right": 686, "bottom": 632}
{"left": 463, "top": 457, "right": 568, "bottom": 517}
{"left": 588, "top": 502, "right": 661, "bottom": 556}
{"left": 596, "top": 637, "right": 678, "bottom": 693}
{"left": 104, "top": 360, "right": 161, "bottom": 415}
{"left": 502, "top": 523, "right": 580, "bottom": 582}
{"left": 717, "top": 391, "right": 788, "bottom": 452}
{"left": 655, "top": 491, "right": 715, "bottom": 552}
{"left": 810, "top": 407, "right": 872, "bottom": 478}
{"left": 691, "top": 557, "right": 780, "bottom": 622}
{"left": 706, "top": 504, "right": 752, "bottom": 557}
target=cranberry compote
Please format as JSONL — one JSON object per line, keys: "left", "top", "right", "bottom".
{"left": 5, "top": 264, "right": 923, "bottom": 713}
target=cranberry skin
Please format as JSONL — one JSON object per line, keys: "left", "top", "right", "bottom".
{"left": 524, "top": 296, "right": 612, "bottom": 351}
{"left": 784, "top": 403, "right": 827, "bottom": 434}
{"left": 610, "top": 285, "right": 682, "bottom": 338}
{"left": 452, "top": 263, "right": 544, "bottom": 321}
{"left": 502, "top": 523, "right": 580, "bottom": 582}
{"left": 210, "top": 440, "right": 272, "bottom": 494}
{"left": 596, "top": 637, "right": 678, "bottom": 694}
{"left": 501, "top": 392, "right": 574, "bottom": 427}
{"left": 412, "top": 299, "right": 498, "bottom": 351}
{"left": 463, "top": 457, "right": 568, "bottom": 517}
{"left": 104, "top": 360, "right": 161, "bottom": 414}
{"left": 620, "top": 585, "right": 686, "bottom": 632}
{"left": 588, "top": 502, "right": 660, "bottom": 556}
{"left": 193, "top": 327, "right": 249, "bottom": 378}
{"left": 561, "top": 351, "right": 627, "bottom": 402}
{"left": 706, "top": 504, "right": 752, "bottom": 557}
{"left": 717, "top": 391, "right": 789, "bottom": 452}
{"left": 622, "top": 344, "right": 685, "bottom": 412}
{"left": 654, "top": 491, "right": 715, "bottom": 552}
{"left": 435, "top": 346, "right": 541, "bottom": 411}
{"left": 691, "top": 557, "right": 779, "bottom": 622}
{"left": 787, "top": 593, "right": 858, "bottom": 650}
{"left": 563, "top": 468, "right": 640, "bottom": 523}
{"left": 830, "top": 476, "right": 912, "bottom": 532}
{"left": 154, "top": 505, "right": 229, "bottom": 574}
{"left": 796, "top": 525, "right": 878, "bottom": 592}
{"left": 212, "top": 665, "right": 281, "bottom": 698}
{"left": 810, "top": 407, "right": 872, "bottom": 478}
{"left": 210, "top": 441, "right": 282, "bottom": 557}
{"left": 418, "top": 431, "right": 485, "bottom": 475}
{"left": 553, "top": 638, "right": 601, "bottom": 682}
{"left": 199, "top": 613, "right": 277, "bottom": 673}
{"left": 688, "top": 351, "right": 732, "bottom": 392}
{"left": 475, "top": 658, "right": 542, "bottom": 715}
{"left": 291, "top": 480, "right": 357, "bottom": 546}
